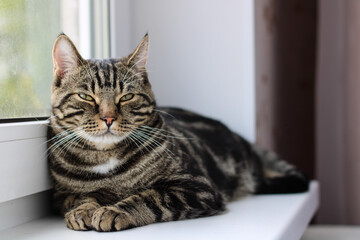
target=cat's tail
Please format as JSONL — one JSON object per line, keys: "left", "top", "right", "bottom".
{"left": 251, "top": 145, "right": 310, "bottom": 194}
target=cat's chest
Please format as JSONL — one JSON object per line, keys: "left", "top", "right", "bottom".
{"left": 56, "top": 147, "right": 169, "bottom": 199}
{"left": 64, "top": 150, "right": 138, "bottom": 191}
{"left": 91, "top": 157, "right": 121, "bottom": 174}
{"left": 55, "top": 158, "right": 134, "bottom": 199}
{"left": 76, "top": 149, "right": 124, "bottom": 169}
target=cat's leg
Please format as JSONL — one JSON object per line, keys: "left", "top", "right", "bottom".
{"left": 60, "top": 195, "right": 100, "bottom": 231}
{"left": 91, "top": 182, "right": 225, "bottom": 232}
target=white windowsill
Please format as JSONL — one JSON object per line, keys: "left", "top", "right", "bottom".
{"left": 0, "top": 120, "right": 50, "bottom": 204}
{"left": 0, "top": 181, "right": 319, "bottom": 240}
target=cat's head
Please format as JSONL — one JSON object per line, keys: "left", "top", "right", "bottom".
{"left": 50, "top": 33, "right": 157, "bottom": 150}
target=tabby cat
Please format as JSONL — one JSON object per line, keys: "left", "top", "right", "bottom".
{"left": 48, "top": 33, "right": 309, "bottom": 232}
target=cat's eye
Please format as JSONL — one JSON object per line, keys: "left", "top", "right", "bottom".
{"left": 78, "top": 93, "right": 94, "bottom": 101}
{"left": 120, "top": 93, "right": 134, "bottom": 102}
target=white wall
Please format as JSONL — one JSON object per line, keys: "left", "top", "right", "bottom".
{"left": 111, "top": 0, "right": 255, "bottom": 142}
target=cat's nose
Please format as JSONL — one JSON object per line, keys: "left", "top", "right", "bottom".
{"left": 101, "top": 116, "right": 117, "bottom": 127}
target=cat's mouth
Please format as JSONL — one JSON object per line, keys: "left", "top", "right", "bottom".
{"left": 81, "top": 128, "right": 127, "bottom": 148}
{"left": 98, "top": 129, "right": 116, "bottom": 137}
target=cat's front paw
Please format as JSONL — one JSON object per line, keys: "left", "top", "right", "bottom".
{"left": 65, "top": 203, "right": 99, "bottom": 231}
{"left": 91, "top": 206, "right": 135, "bottom": 232}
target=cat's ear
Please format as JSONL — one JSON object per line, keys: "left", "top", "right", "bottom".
{"left": 127, "top": 33, "right": 149, "bottom": 69}
{"left": 52, "top": 33, "right": 83, "bottom": 80}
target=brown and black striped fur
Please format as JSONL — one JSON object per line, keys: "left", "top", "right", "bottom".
{"left": 48, "top": 33, "right": 309, "bottom": 232}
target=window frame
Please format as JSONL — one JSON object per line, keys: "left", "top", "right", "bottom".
{"left": 0, "top": 0, "right": 110, "bottom": 123}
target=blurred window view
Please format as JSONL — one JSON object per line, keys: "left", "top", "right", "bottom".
{"left": 0, "top": 0, "right": 89, "bottom": 119}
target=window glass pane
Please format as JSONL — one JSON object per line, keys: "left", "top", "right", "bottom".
{"left": 0, "top": 0, "right": 88, "bottom": 119}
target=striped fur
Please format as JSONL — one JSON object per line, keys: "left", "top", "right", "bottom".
{"left": 48, "top": 34, "right": 309, "bottom": 232}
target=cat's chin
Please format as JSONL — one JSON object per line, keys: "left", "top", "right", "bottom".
{"left": 84, "top": 131, "right": 127, "bottom": 150}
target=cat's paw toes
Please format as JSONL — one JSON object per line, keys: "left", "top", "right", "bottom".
{"left": 65, "top": 208, "right": 92, "bottom": 231}
{"left": 91, "top": 206, "right": 134, "bottom": 232}
{"left": 65, "top": 203, "right": 99, "bottom": 231}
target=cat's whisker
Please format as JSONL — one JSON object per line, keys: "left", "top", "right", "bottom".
{"left": 153, "top": 109, "right": 177, "bottom": 119}
{"left": 134, "top": 129, "right": 176, "bottom": 161}
{"left": 133, "top": 125, "right": 187, "bottom": 161}
{"left": 49, "top": 132, "right": 78, "bottom": 152}
{"left": 59, "top": 130, "right": 87, "bottom": 156}
{"left": 130, "top": 125, "right": 175, "bottom": 157}
{"left": 134, "top": 135, "right": 165, "bottom": 162}
{"left": 45, "top": 127, "right": 85, "bottom": 160}
{"left": 134, "top": 128, "right": 178, "bottom": 149}
{"left": 67, "top": 133, "right": 88, "bottom": 154}
{"left": 45, "top": 126, "right": 83, "bottom": 145}
{"left": 78, "top": 130, "right": 91, "bottom": 149}
{"left": 139, "top": 125, "right": 192, "bottom": 140}
{"left": 132, "top": 132, "right": 157, "bottom": 152}
{"left": 58, "top": 130, "right": 88, "bottom": 156}
{"left": 137, "top": 128, "right": 177, "bottom": 155}
{"left": 48, "top": 125, "right": 81, "bottom": 136}
{"left": 127, "top": 133, "right": 146, "bottom": 156}
{"left": 45, "top": 130, "right": 69, "bottom": 144}
{"left": 47, "top": 128, "right": 84, "bottom": 155}
{"left": 130, "top": 132, "right": 154, "bottom": 156}
{"left": 140, "top": 125, "right": 181, "bottom": 135}
{"left": 46, "top": 134, "right": 76, "bottom": 159}
{"left": 48, "top": 132, "right": 76, "bottom": 150}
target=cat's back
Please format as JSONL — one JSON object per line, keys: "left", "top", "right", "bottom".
{"left": 158, "top": 107, "right": 227, "bottom": 133}
{"left": 158, "top": 107, "right": 243, "bottom": 148}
